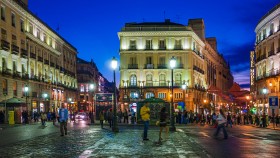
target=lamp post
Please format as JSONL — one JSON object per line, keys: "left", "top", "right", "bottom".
{"left": 182, "top": 83, "right": 187, "bottom": 110}
{"left": 4, "top": 93, "right": 7, "bottom": 123}
{"left": 111, "top": 57, "right": 119, "bottom": 132}
{"left": 169, "top": 56, "right": 176, "bottom": 131}
{"left": 246, "top": 95, "right": 250, "bottom": 115}
{"left": 24, "top": 84, "right": 29, "bottom": 113}
{"left": 140, "top": 81, "right": 143, "bottom": 99}
{"left": 43, "top": 93, "right": 48, "bottom": 112}
{"left": 262, "top": 88, "right": 267, "bottom": 115}
{"left": 89, "top": 83, "right": 95, "bottom": 124}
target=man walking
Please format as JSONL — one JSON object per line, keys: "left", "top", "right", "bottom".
{"left": 59, "top": 105, "right": 69, "bottom": 136}
{"left": 140, "top": 103, "right": 150, "bottom": 141}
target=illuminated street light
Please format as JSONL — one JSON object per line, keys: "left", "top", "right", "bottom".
{"left": 169, "top": 56, "right": 176, "bottom": 131}
{"left": 111, "top": 57, "right": 119, "bottom": 132}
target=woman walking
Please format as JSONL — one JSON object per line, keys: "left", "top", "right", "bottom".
{"left": 158, "top": 107, "right": 168, "bottom": 142}
{"left": 214, "top": 109, "right": 228, "bottom": 139}
{"left": 99, "top": 111, "right": 104, "bottom": 128}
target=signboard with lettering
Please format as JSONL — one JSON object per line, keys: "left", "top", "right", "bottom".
{"left": 269, "top": 96, "right": 278, "bottom": 106}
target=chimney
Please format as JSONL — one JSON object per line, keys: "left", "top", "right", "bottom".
{"left": 206, "top": 37, "right": 217, "bottom": 51}
{"left": 188, "top": 19, "right": 205, "bottom": 40}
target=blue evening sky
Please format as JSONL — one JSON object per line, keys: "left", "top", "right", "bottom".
{"left": 28, "top": 0, "right": 279, "bottom": 89}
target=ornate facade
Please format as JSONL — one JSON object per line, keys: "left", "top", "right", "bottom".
{"left": 253, "top": 4, "right": 280, "bottom": 115}
{"left": 118, "top": 19, "right": 233, "bottom": 113}
{"left": 77, "top": 58, "right": 99, "bottom": 112}
{"left": 0, "top": 0, "right": 77, "bottom": 117}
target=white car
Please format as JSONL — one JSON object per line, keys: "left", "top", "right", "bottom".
{"left": 75, "top": 112, "right": 88, "bottom": 120}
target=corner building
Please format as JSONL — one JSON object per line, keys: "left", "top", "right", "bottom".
{"left": 118, "top": 19, "right": 233, "bottom": 113}
{"left": 0, "top": 0, "right": 77, "bottom": 118}
{"left": 253, "top": 4, "right": 280, "bottom": 115}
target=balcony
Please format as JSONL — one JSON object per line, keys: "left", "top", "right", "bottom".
{"left": 193, "top": 65, "right": 205, "bottom": 74}
{"left": 44, "top": 59, "right": 49, "bottom": 65}
{"left": 11, "top": 44, "right": 19, "bottom": 55}
{"left": 13, "top": 71, "right": 21, "bottom": 78}
{"left": 50, "top": 62, "right": 55, "bottom": 67}
{"left": 1, "top": 39, "right": 10, "bottom": 51}
{"left": 128, "top": 64, "right": 138, "bottom": 69}
{"left": 60, "top": 67, "right": 65, "bottom": 73}
{"left": 158, "top": 46, "right": 166, "bottom": 50}
{"left": 38, "top": 56, "right": 43, "bottom": 62}
{"left": 30, "top": 53, "right": 36, "bottom": 59}
{"left": 194, "top": 84, "right": 206, "bottom": 91}
{"left": 145, "top": 64, "right": 154, "bottom": 69}
{"left": 21, "top": 73, "right": 29, "bottom": 80}
{"left": 145, "top": 46, "right": 153, "bottom": 50}
{"left": 174, "top": 45, "right": 182, "bottom": 50}
{"left": 128, "top": 46, "right": 137, "bottom": 50}
{"left": 21, "top": 49, "right": 28, "bottom": 58}
{"left": 2, "top": 68, "right": 12, "bottom": 76}
{"left": 157, "top": 64, "right": 167, "bottom": 69}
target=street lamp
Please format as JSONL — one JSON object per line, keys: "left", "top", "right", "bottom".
{"left": 42, "top": 93, "right": 48, "bottom": 112}
{"left": 182, "top": 83, "right": 187, "bottom": 110}
{"left": 24, "top": 84, "right": 29, "bottom": 112}
{"left": 169, "top": 56, "right": 176, "bottom": 131}
{"left": 246, "top": 95, "right": 250, "bottom": 115}
{"left": 262, "top": 88, "right": 268, "bottom": 114}
{"left": 111, "top": 57, "right": 119, "bottom": 132}
{"left": 89, "top": 83, "right": 95, "bottom": 124}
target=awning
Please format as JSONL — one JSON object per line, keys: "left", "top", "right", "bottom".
{"left": 0, "top": 97, "right": 26, "bottom": 104}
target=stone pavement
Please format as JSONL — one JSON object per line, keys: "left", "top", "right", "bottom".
{"left": 0, "top": 122, "right": 212, "bottom": 158}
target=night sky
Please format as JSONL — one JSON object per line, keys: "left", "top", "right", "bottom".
{"left": 28, "top": 0, "right": 280, "bottom": 89}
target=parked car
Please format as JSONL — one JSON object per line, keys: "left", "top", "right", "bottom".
{"left": 75, "top": 112, "right": 88, "bottom": 120}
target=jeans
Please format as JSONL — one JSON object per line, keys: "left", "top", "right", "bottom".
{"left": 214, "top": 123, "right": 228, "bottom": 138}
{"left": 143, "top": 121, "right": 149, "bottom": 139}
{"left": 60, "top": 121, "right": 67, "bottom": 135}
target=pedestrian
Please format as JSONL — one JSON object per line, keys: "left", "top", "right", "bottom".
{"left": 158, "top": 107, "right": 168, "bottom": 142}
{"left": 123, "top": 109, "right": 128, "bottom": 124}
{"left": 51, "top": 111, "right": 56, "bottom": 125}
{"left": 214, "top": 109, "right": 228, "bottom": 139}
{"left": 59, "top": 105, "right": 69, "bottom": 136}
{"left": 41, "top": 112, "right": 47, "bottom": 126}
{"left": 99, "top": 111, "right": 104, "bottom": 128}
{"left": 140, "top": 103, "right": 150, "bottom": 141}
{"left": 107, "top": 109, "right": 113, "bottom": 128}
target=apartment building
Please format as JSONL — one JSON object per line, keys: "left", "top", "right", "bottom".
{"left": 252, "top": 3, "right": 280, "bottom": 115}
{"left": 0, "top": 0, "right": 77, "bottom": 121}
{"left": 118, "top": 19, "right": 233, "bottom": 114}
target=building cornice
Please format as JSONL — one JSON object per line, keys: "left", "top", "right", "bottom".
{"left": 255, "top": 5, "right": 280, "bottom": 33}
{"left": 118, "top": 31, "right": 205, "bottom": 47}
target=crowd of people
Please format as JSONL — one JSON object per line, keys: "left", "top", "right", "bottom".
{"left": 174, "top": 110, "right": 280, "bottom": 128}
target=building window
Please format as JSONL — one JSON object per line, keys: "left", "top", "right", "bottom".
{"left": 13, "top": 82, "right": 17, "bottom": 96}
{"left": 20, "top": 19, "right": 24, "bottom": 32}
{"left": 159, "top": 39, "right": 166, "bottom": 49}
{"left": 146, "top": 40, "right": 152, "bottom": 50}
{"left": 2, "top": 57, "right": 6, "bottom": 69}
{"left": 175, "top": 74, "right": 182, "bottom": 86}
{"left": 270, "top": 23, "right": 274, "bottom": 35}
{"left": 146, "top": 74, "right": 153, "bottom": 86}
{"left": 130, "top": 91, "right": 139, "bottom": 99}
{"left": 1, "top": 28, "right": 7, "bottom": 40}
{"left": 29, "top": 22, "right": 33, "bottom": 33}
{"left": 12, "top": 34, "right": 16, "bottom": 45}
{"left": 80, "top": 85, "right": 84, "bottom": 92}
{"left": 146, "top": 92, "right": 154, "bottom": 99}
{"left": 146, "top": 56, "right": 152, "bottom": 64}
{"left": 159, "top": 74, "right": 166, "bottom": 86}
{"left": 158, "top": 92, "right": 166, "bottom": 99}
{"left": 130, "top": 75, "right": 137, "bottom": 86}
{"left": 11, "top": 13, "right": 15, "bottom": 27}
{"left": 2, "top": 79, "right": 7, "bottom": 95}
{"left": 174, "top": 93, "right": 183, "bottom": 99}
{"left": 37, "top": 28, "right": 40, "bottom": 38}
{"left": 1, "top": 6, "right": 5, "bottom": 21}
{"left": 13, "top": 61, "right": 16, "bottom": 73}
{"left": 129, "top": 40, "right": 136, "bottom": 50}
{"left": 263, "top": 29, "right": 266, "bottom": 39}
{"left": 175, "top": 39, "right": 182, "bottom": 49}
